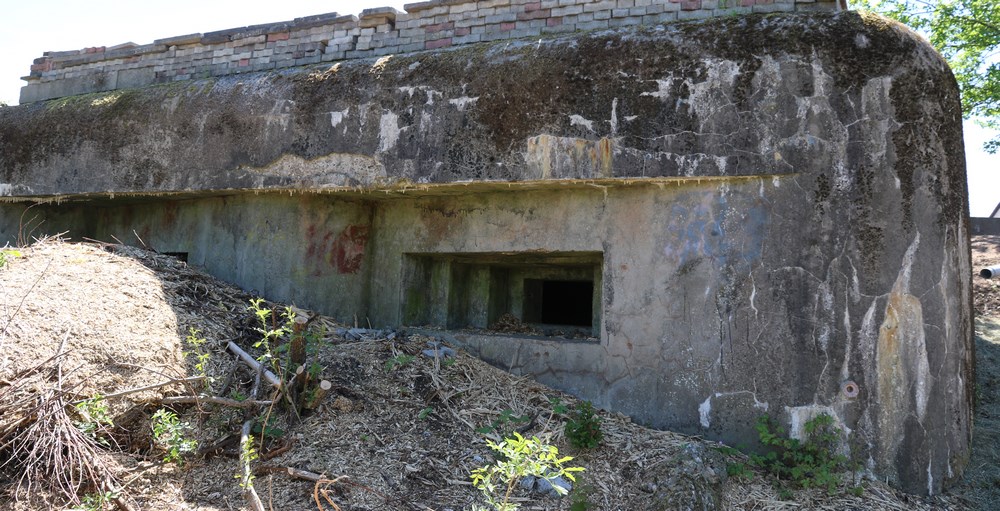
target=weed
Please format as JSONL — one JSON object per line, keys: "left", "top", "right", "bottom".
{"left": 151, "top": 409, "right": 198, "bottom": 464}
{"left": 476, "top": 408, "right": 532, "bottom": 436}
{"left": 70, "top": 490, "right": 119, "bottom": 511}
{"left": 184, "top": 327, "right": 212, "bottom": 389}
{"left": 418, "top": 406, "right": 434, "bottom": 420}
{"left": 237, "top": 433, "right": 258, "bottom": 489}
{"left": 248, "top": 298, "right": 295, "bottom": 371}
{"left": 471, "top": 432, "right": 584, "bottom": 511}
{"left": 548, "top": 396, "right": 569, "bottom": 415}
{"left": 0, "top": 248, "right": 21, "bottom": 269}
{"left": 385, "top": 354, "right": 415, "bottom": 372}
{"left": 569, "top": 479, "right": 595, "bottom": 511}
{"left": 749, "top": 413, "right": 857, "bottom": 495}
{"left": 73, "top": 395, "right": 113, "bottom": 446}
{"left": 564, "top": 401, "right": 603, "bottom": 449}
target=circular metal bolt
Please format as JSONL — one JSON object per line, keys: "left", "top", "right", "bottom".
{"left": 842, "top": 380, "right": 859, "bottom": 399}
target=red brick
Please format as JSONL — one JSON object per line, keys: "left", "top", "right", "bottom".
{"left": 681, "top": 0, "right": 702, "bottom": 10}
{"left": 547, "top": 16, "right": 563, "bottom": 26}
{"left": 524, "top": 1, "right": 543, "bottom": 11}
{"left": 425, "top": 21, "right": 455, "bottom": 33}
{"left": 425, "top": 37, "right": 453, "bottom": 49}
{"left": 757, "top": 0, "right": 772, "bottom": 4}
{"left": 500, "top": 21, "right": 516, "bottom": 31}
{"left": 239, "top": 59, "right": 250, "bottom": 67}
{"left": 30, "top": 62, "right": 52, "bottom": 72}
{"left": 740, "top": 0, "right": 755, "bottom": 5}
{"left": 517, "top": 9, "right": 550, "bottom": 20}
{"left": 456, "top": 27, "right": 471, "bottom": 36}
{"left": 267, "top": 32, "right": 290, "bottom": 42}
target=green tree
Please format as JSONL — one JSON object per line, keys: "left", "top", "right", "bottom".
{"left": 853, "top": 0, "right": 1000, "bottom": 152}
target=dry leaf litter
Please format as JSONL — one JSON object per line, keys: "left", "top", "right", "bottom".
{"left": 0, "top": 238, "right": 979, "bottom": 510}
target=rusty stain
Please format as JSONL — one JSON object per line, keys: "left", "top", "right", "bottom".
{"left": 329, "top": 225, "right": 369, "bottom": 274}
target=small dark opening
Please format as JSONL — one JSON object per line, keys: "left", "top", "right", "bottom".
{"left": 524, "top": 279, "right": 593, "bottom": 327}
{"left": 161, "top": 252, "right": 188, "bottom": 262}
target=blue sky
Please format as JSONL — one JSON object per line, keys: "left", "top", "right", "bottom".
{"left": 0, "top": 1, "right": 994, "bottom": 216}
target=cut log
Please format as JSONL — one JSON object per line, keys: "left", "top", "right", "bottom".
{"left": 306, "top": 380, "right": 332, "bottom": 410}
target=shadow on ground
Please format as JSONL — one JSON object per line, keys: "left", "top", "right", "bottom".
{"left": 951, "top": 317, "right": 1000, "bottom": 509}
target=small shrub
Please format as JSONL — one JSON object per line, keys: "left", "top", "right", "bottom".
{"left": 471, "top": 432, "right": 584, "bottom": 511}
{"left": 73, "top": 395, "right": 114, "bottom": 445}
{"left": 70, "top": 490, "right": 119, "bottom": 511}
{"left": 151, "top": 409, "right": 198, "bottom": 464}
{"left": 564, "top": 401, "right": 603, "bottom": 449}
{"left": 476, "top": 408, "right": 532, "bottom": 436}
{"left": 750, "top": 413, "right": 856, "bottom": 495}
{"left": 248, "top": 298, "right": 296, "bottom": 371}
{"left": 385, "top": 354, "right": 415, "bottom": 372}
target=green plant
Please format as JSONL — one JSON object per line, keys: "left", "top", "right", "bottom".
{"left": 384, "top": 354, "right": 415, "bottom": 372}
{"left": 548, "top": 396, "right": 569, "bottom": 415}
{"left": 184, "top": 327, "right": 212, "bottom": 387}
{"left": 248, "top": 298, "right": 296, "bottom": 371}
{"left": 70, "top": 490, "right": 119, "bottom": 511}
{"left": 471, "top": 432, "right": 584, "bottom": 511}
{"left": 237, "top": 433, "right": 259, "bottom": 489}
{"left": 564, "top": 401, "right": 603, "bottom": 449}
{"left": 73, "top": 395, "right": 114, "bottom": 444}
{"left": 151, "top": 409, "right": 198, "bottom": 464}
{"left": 750, "top": 413, "right": 855, "bottom": 495}
{"left": 418, "top": 406, "right": 434, "bottom": 420}
{"left": 476, "top": 408, "right": 532, "bottom": 436}
{"left": 0, "top": 248, "right": 21, "bottom": 268}
{"left": 569, "top": 479, "right": 595, "bottom": 511}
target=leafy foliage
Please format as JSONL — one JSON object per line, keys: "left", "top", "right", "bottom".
{"left": 184, "top": 327, "right": 212, "bottom": 388}
{"left": 471, "top": 432, "right": 584, "bottom": 511}
{"left": 73, "top": 395, "right": 114, "bottom": 447}
{"left": 384, "top": 354, "right": 415, "bottom": 372}
{"left": 476, "top": 408, "right": 532, "bottom": 436}
{"left": 853, "top": 0, "right": 1000, "bottom": 151}
{"left": 248, "top": 298, "right": 296, "bottom": 370}
{"left": 749, "top": 414, "right": 856, "bottom": 496}
{"left": 563, "top": 401, "right": 603, "bottom": 449}
{"left": 70, "top": 490, "right": 119, "bottom": 511}
{"left": 0, "top": 248, "right": 22, "bottom": 268}
{"left": 151, "top": 409, "right": 198, "bottom": 464}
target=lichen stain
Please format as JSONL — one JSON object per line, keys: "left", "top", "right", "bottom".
{"left": 524, "top": 134, "right": 615, "bottom": 179}
{"left": 876, "top": 274, "right": 931, "bottom": 472}
{"left": 247, "top": 153, "right": 386, "bottom": 187}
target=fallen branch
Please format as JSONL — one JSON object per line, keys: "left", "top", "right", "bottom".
{"left": 227, "top": 341, "right": 281, "bottom": 387}
{"left": 72, "top": 376, "right": 207, "bottom": 405}
{"left": 157, "top": 395, "right": 273, "bottom": 409}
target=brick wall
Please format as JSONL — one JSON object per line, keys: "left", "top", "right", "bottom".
{"left": 20, "top": 0, "right": 842, "bottom": 103}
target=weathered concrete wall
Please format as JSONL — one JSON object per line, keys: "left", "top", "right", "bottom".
{"left": 0, "top": 12, "right": 972, "bottom": 495}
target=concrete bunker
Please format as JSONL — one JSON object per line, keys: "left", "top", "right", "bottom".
{"left": 0, "top": 3, "right": 973, "bottom": 496}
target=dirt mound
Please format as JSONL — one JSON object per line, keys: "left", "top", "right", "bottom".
{"left": 0, "top": 240, "right": 966, "bottom": 510}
